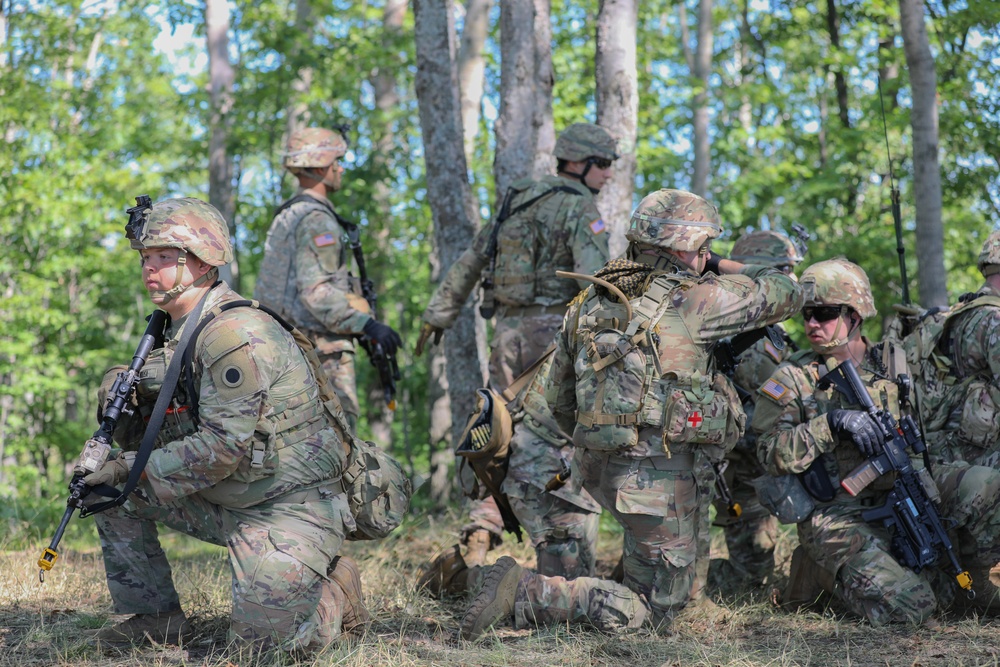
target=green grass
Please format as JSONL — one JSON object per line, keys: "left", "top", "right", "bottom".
{"left": 3, "top": 509, "right": 1000, "bottom": 666}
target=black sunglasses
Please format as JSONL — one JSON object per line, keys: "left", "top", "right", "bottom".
{"left": 589, "top": 157, "right": 613, "bottom": 169}
{"left": 802, "top": 306, "right": 844, "bottom": 323}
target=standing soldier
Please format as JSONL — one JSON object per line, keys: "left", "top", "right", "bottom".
{"left": 458, "top": 189, "right": 802, "bottom": 640}
{"left": 255, "top": 126, "right": 402, "bottom": 429}
{"left": 709, "top": 230, "right": 803, "bottom": 594}
{"left": 87, "top": 198, "right": 367, "bottom": 651}
{"left": 414, "top": 123, "right": 617, "bottom": 568}
{"left": 753, "top": 259, "right": 1000, "bottom": 623}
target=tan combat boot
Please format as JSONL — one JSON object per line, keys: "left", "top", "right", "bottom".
{"left": 329, "top": 555, "right": 370, "bottom": 634}
{"left": 416, "top": 545, "right": 479, "bottom": 598}
{"left": 780, "top": 545, "right": 833, "bottom": 611}
{"left": 464, "top": 529, "right": 493, "bottom": 567}
{"left": 94, "top": 609, "right": 190, "bottom": 645}
{"left": 459, "top": 556, "right": 523, "bottom": 641}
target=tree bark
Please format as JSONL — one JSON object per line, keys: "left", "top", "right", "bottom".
{"left": 690, "top": 0, "right": 713, "bottom": 198}
{"left": 825, "top": 0, "right": 850, "bottom": 129}
{"left": 532, "top": 0, "right": 556, "bottom": 179}
{"left": 899, "top": 0, "right": 946, "bottom": 307}
{"left": 494, "top": 0, "right": 539, "bottom": 200}
{"left": 205, "top": 0, "right": 237, "bottom": 289}
{"left": 595, "top": 0, "right": 638, "bottom": 258}
{"left": 281, "top": 0, "right": 315, "bottom": 182}
{"left": 413, "top": 0, "right": 488, "bottom": 452}
{"left": 457, "top": 0, "right": 493, "bottom": 160}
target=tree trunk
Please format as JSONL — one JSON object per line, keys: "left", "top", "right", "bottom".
{"left": 899, "top": 0, "right": 946, "bottom": 307}
{"left": 281, "top": 0, "right": 315, "bottom": 188}
{"left": 595, "top": 0, "right": 638, "bottom": 258}
{"left": 457, "top": 0, "right": 493, "bottom": 159}
{"left": 413, "top": 0, "right": 488, "bottom": 452}
{"left": 494, "top": 0, "right": 539, "bottom": 201}
{"left": 825, "top": 0, "right": 850, "bottom": 129}
{"left": 690, "top": 0, "right": 713, "bottom": 197}
{"left": 532, "top": 0, "right": 556, "bottom": 179}
{"left": 205, "top": 0, "right": 238, "bottom": 289}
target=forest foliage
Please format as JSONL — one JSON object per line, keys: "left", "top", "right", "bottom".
{"left": 2, "top": 0, "right": 999, "bottom": 538}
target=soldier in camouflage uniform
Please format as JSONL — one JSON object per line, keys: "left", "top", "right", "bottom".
{"left": 708, "top": 230, "right": 802, "bottom": 594}
{"left": 752, "top": 258, "right": 1000, "bottom": 624}
{"left": 255, "top": 127, "right": 402, "bottom": 428}
{"left": 458, "top": 189, "right": 802, "bottom": 640}
{"left": 414, "top": 123, "right": 617, "bottom": 568}
{"left": 86, "top": 198, "right": 368, "bottom": 651}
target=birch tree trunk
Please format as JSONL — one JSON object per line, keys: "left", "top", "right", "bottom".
{"left": 899, "top": 0, "right": 946, "bottom": 307}
{"left": 595, "top": 0, "right": 638, "bottom": 258}
{"left": 205, "top": 0, "right": 237, "bottom": 289}
{"left": 691, "top": 0, "right": 713, "bottom": 197}
{"left": 284, "top": 0, "right": 314, "bottom": 144}
{"left": 413, "top": 0, "right": 488, "bottom": 456}
{"left": 458, "top": 0, "right": 493, "bottom": 159}
{"left": 494, "top": 0, "right": 539, "bottom": 200}
{"left": 532, "top": 0, "right": 556, "bottom": 179}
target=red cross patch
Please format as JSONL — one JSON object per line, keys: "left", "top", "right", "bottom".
{"left": 688, "top": 412, "right": 703, "bottom": 428}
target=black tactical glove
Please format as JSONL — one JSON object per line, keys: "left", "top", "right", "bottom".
{"left": 701, "top": 251, "right": 723, "bottom": 276}
{"left": 362, "top": 319, "right": 403, "bottom": 357}
{"left": 827, "top": 409, "right": 884, "bottom": 458}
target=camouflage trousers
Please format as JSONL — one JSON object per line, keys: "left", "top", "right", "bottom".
{"left": 91, "top": 485, "right": 351, "bottom": 649}
{"left": 709, "top": 448, "right": 777, "bottom": 591}
{"left": 512, "top": 449, "right": 712, "bottom": 632}
{"left": 462, "top": 311, "right": 566, "bottom": 544}
{"left": 313, "top": 333, "right": 359, "bottom": 429}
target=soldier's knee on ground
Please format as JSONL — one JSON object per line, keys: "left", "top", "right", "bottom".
{"left": 837, "top": 549, "right": 937, "bottom": 626}
{"left": 536, "top": 534, "right": 594, "bottom": 579}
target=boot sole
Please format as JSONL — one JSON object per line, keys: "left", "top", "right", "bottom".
{"left": 459, "top": 556, "right": 522, "bottom": 641}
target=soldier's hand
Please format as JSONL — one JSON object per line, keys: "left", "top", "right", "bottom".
{"left": 362, "top": 319, "right": 403, "bottom": 357}
{"left": 414, "top": 322, "right": 444, "bottom": 357}
{"left": 83, "top": 455, "right": 132, "bottom": 487}
{"left": 826, "top": 409, "right": 884, "bottom": 458}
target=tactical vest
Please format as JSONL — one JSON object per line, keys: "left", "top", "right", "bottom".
{"left": 906, "top": 294, "right": 1000, "bottom": 463}
{"left": 254, "top": 195, "right": 354, "bottom": 336}
{"left": 570, "top": 276, "right": 745, "bottom": 460}
{"left": 487, "top": 179, "right": 585, "bottom": 308}
{"left": 133, "top": 291, "right": 346, "bottom": 491}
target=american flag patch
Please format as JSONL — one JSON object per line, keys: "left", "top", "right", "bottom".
{"left": 760, "top": 378, "right": 788, "bottom": 401}
{"left": 590, "top": 219, "right": 606, "bottom": 234}
{"left": 313, "top": 232, "right": 337, "bottom": 247}
{"left": 763, "top": 339, "right": 782, "bottom": 363}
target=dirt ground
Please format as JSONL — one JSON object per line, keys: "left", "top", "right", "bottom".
{"left": 3, "top": 512, "right": 1000, "bottom": 667}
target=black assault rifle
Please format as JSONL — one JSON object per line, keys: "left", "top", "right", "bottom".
{"left": 817, "top": 358, "right": 973, "bottom": 597}
{"left": 343, "top": 220, "right": 400, "bottom": 410}
{"left": 38, "top": 309, "right": 167, "bottom": 582}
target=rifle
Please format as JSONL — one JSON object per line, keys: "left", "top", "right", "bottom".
{"left": 38, "top": 309, "right": 167, "bottom": 582}
{"left": 817, "top": 358, "right": 973, "bottom": 597}
{"left": 342, "top": 219, "right": 400, "bottom": 410}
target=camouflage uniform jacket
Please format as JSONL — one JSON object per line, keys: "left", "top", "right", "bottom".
{"left": 255, "top": 189, "right": 370, "bottom": 352}
{"left": 116, "top": 284, "right": 349, "bottom": 509}
{"left": 752, "top": 342, "right": 906, "bottom": 500}
{"left": 422, "top": 175, "right": 609, "bottom": 329}
{"left": 544, "top": 262, "right": 802, "bottom": 461}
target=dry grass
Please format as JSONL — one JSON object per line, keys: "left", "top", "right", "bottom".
{"left": 4, "top": 510, "right": 1000, "bottom": 667}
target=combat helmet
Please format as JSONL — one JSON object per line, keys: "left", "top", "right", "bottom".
{"left": 284, "top": 127, "right": 347, "bottom": 170}
{"left": 799, "top": 258, "right": 876, "bottom": 320}
{"left": 626, "top": 189, "right": 722, "bottom": 252}
{"left": 127, "top": 197, "right": 233, "bottom": 303}
{"left": 977, "top": 229, "right": 1000, "bottom": 277}
{"left": 730, "top": 230, "right": 803, "bottom": 269}
{"left": 554, "top": 123, "right": 619, "bottom": 163}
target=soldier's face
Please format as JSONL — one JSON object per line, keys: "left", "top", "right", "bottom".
{"left": 583, "top": 160, "right": 613, "bottom": 192}
{"left": 321, "top": 160, "right": 344, "bottom": 191}
{"left": 803, "top": 306, "right": 848, "bottom": 346}
{"left": 139, "top": 247, "right": 211, "bottom": 303}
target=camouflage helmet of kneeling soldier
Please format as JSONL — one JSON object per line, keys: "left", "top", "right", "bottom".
{"left": 284, "top": 127, "right": 348, "bottom": 170}
{"left": 128, "top": 197, "right": 233, "bottom": 266}
{"left": 626, "top": 188, "right": 722, "bottom": 252}
{"left": 731, "top": 230, "right": 803, "bottom": 268}
{"left": 554, "top": 123, "right": 619, "bottom": 162}
{"left": 799, "top": 258, "right": 877, "bottom": 320}
{"left": 977, "top": 229, "right": 1000, "bottom": 277}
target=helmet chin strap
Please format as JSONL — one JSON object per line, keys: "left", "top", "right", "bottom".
{"left": 560, "top": 160, "right": 599, "bottom": 194}
{"left": 149, "top": 249, "right": 216, "bottom": 304}
{"left": 305, "top": 165, "right": 341, "bottom": 192}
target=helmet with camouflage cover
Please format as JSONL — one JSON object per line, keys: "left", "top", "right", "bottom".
{"left": 625, "top": 189, "right": 722, "bottom": 252}
{"left": 977, "top": 229, "right": 1000, "bottom": 277}
{"left": 554, "top": 123, "right": 619, "bottom": 162}
{"left": 284, "top": 127, "right": 348, "bottom": 170}
{"left": 799, "top": 258, "right": 876, "bottom": 320}
{"left": 730, "top": 230, "right": 803, "bottom": 268}
{"left": 128, "top": 197, "right": 233, "bottom": 266}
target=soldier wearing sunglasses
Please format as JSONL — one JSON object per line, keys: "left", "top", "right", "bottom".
{"left": 752, "top": 258, "right": 1000, "bottom": 623}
